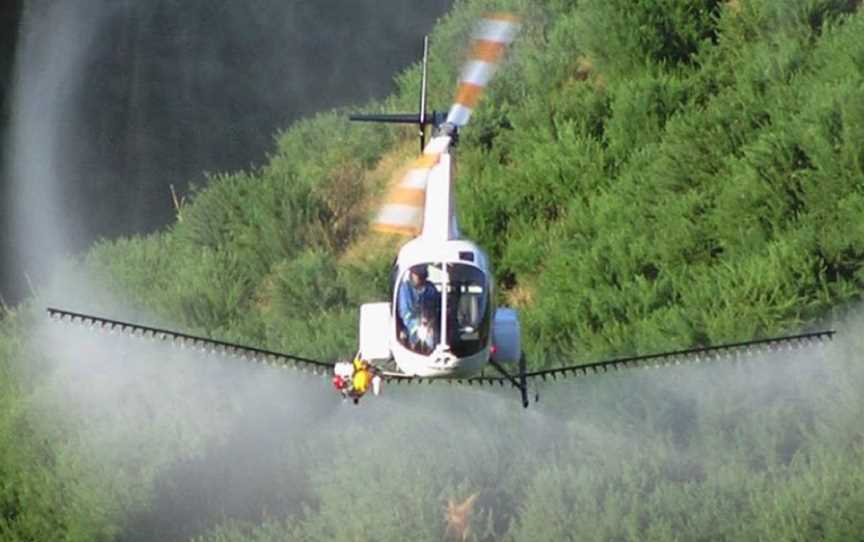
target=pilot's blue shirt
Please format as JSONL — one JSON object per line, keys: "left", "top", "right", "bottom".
{"left": 398, "top": 280, "right": 438, "bottom": 336}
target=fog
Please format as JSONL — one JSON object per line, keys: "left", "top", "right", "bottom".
{"left": 2, "top": 0, "right": 450, "bottom": 304}
{"left": 6, "top": 1, "right": 862, "bottom": 539}
{"left": 25, "top": 299, "right": 861, "bottom": 540}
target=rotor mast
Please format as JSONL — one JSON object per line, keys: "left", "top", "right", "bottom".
{"left": 349, "top": 35, "right": 452, "bottom": 153}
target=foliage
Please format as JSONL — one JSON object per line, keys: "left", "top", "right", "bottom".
{"left": 1, "top": 0, "right": 864, "bottom": 540}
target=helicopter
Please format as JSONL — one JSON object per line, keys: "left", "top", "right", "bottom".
{"left": 346, "top": 14, "right": 524, "bottom": 386}
{"left": 47, "top": 14, "right": 835, "bottom": 408}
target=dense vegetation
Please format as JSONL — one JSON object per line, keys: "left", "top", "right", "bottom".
{"left": 1, "top": 0, "right": 863, "bottom": 540}
{"left": 0, "top": 0, "right": 451, "bottom": 306}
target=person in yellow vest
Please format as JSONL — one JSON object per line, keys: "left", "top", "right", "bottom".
{"left": 352, "top": 357, "right": 371, "bottom": 400}
{"left": 348, "top": 356, "right": 382, "bottom": 404}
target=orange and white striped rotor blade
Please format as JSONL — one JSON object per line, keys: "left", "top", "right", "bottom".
{"left": 372, "top": 136, "right": 452, "bottom": 236}
{"left": 446, "top": 13, "right": 520, "bottom": 127}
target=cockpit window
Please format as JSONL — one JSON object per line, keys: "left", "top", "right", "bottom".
{"left": 396, "top": 264, "right": 442, "bottom": 354}
{"left": 446, "top": 263, "right": 491, "bottom": 357}
{"left": 395, "top": 262, "right": 491, "bottom": 357}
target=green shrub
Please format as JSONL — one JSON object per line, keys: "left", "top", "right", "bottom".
{"left": 4, "top": 1, "right": 864, "bottom": 541}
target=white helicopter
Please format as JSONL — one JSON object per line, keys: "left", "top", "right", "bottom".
{"left": 348, "top": 14, "right": 523, "bottom": 379}
{"left": 47, "top": 14, "right": 835, "bottom": 408}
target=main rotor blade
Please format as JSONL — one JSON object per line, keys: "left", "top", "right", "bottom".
{"left": 372, "top": 135, "right": 452, "bottom": 236}
{"left": 382, "top": 330, "right": 836, "bottom": 387}
{"left": 446, "top": 13, "right": 520, "bottom": 127}
{"left": 370, "top": 14, "right": 518, "bottom": 237}
{"left": 45, "top": 307, "right": 334, "bottom": 374}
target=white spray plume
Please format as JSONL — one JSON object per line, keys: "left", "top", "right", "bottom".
{"left": 5, "top": 1, "right": 860, "bottom": 539}
{"left": 7, "top": 0, "right": 109, "bottom": 294}
{"left": 24, "top": 306, "right": 863, "bottom": 540}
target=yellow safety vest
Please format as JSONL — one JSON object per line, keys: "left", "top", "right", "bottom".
{"left": 353, "top": 368, "right": 371, "bottom": 394}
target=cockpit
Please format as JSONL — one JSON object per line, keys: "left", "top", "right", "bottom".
{"left": 394, "top": 262, "right": 491, "bottom": 357}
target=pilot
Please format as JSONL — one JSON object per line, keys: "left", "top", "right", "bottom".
{"left": 398, "top": 266, "right": 439, "bottom": 350}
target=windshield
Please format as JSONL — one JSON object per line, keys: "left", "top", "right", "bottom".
{"left": 395, "top": 262, "right": 490, "bottom": 357}
{"left": 445, "top": 263, "right": 491, "bottom": 357}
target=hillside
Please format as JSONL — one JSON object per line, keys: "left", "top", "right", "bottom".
{"left": 1, "top": 0, "right": 863, "bottom": 540}
{"left": 80, "top": 0, "right": 864, "bottom": 365}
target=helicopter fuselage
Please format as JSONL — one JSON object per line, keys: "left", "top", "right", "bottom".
{"left": 358, "top": 135, "right": 521, "bottom": 377}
